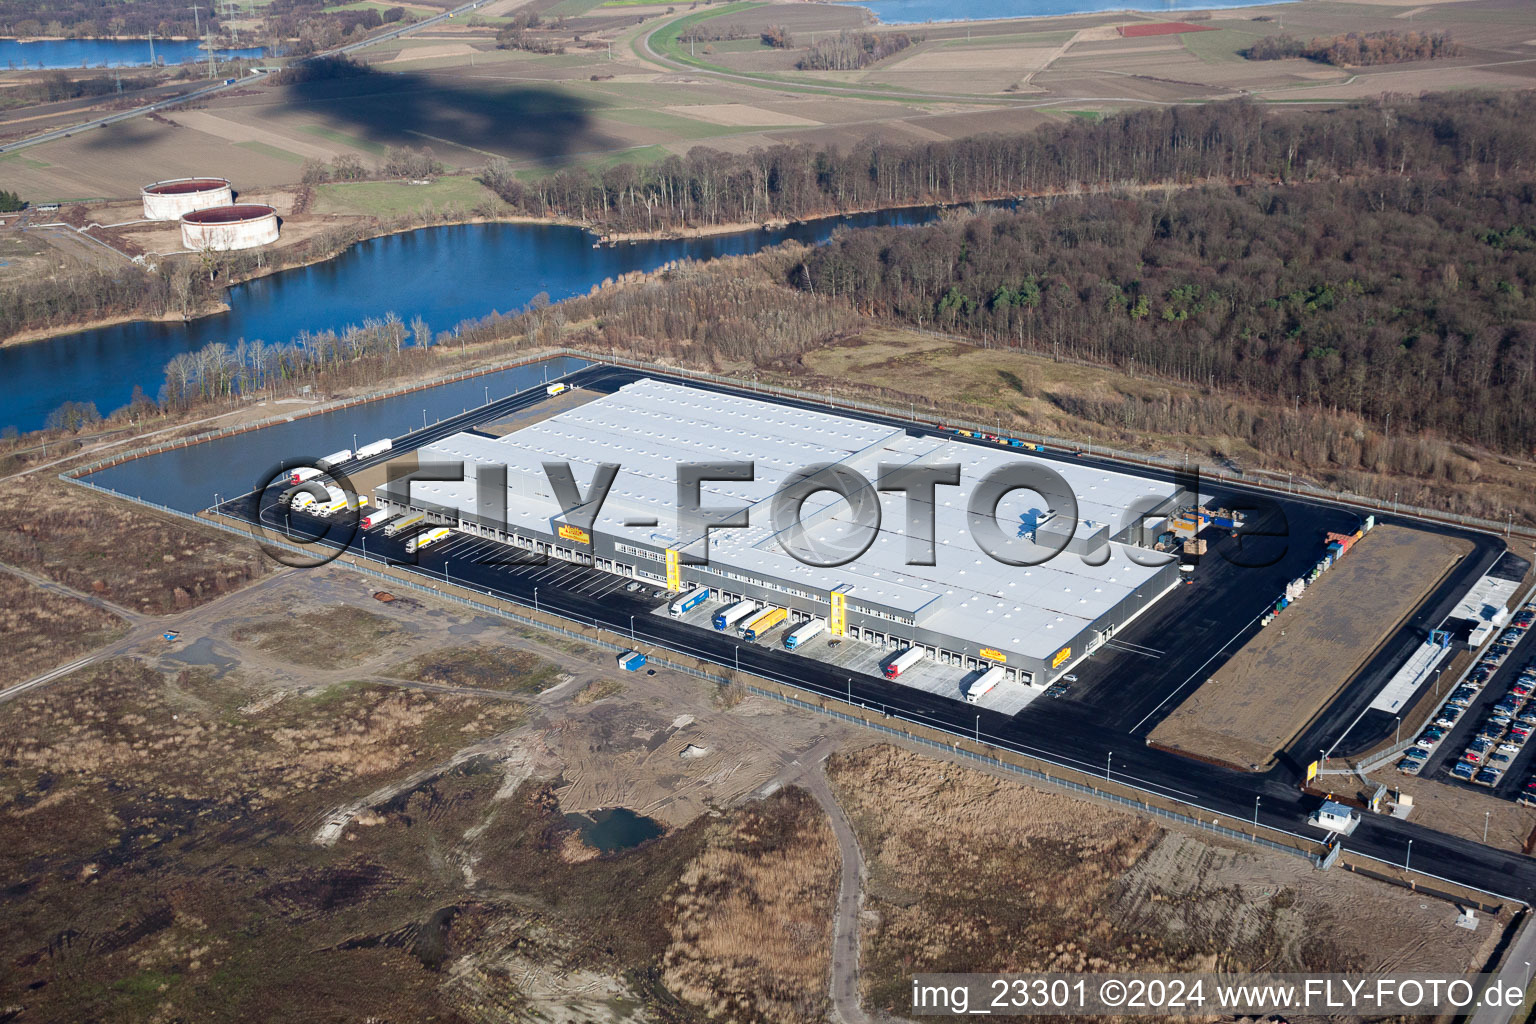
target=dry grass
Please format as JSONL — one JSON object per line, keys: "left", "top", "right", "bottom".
{"left": 0, "top": 475, "right": 268, "bottom": 615}
{"left": 0, "top": 571, "right": 126, "bottom": 689}
{"left": 1150, "top": 525, "right": 1472, "bottom": 769}
{"left": 396, "top": 644, "right": 563, "bottom": 693}
{"left": 571, "top": 677, "right": 624, "bottom": 705}
{"left": 662, "top": 787, "right": 839, "bottom": 1024}
{"left": 828, "top": 743, "right": 1501, "bottom": 1017}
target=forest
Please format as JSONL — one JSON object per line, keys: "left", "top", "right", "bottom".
{"left": 0, "top": 0, "right": 211, "bottom": 40}
{"left": 796, "top": 178, "right": 1536, "bottom": 455}
{"left": 795, "top": 30, "right": 917, "bottom": 71}
{"left": 483, "top": 91, "right": 1536, "bottom": 234}
{"left": 1243, "top": 30, "right": 1461, "bottom": 66}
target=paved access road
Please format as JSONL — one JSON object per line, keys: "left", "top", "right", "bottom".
{"left": 215, "top": 362, "right": 1536, "bottom": 906}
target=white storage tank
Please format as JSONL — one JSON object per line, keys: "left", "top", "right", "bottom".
{"left": 141, "top": 177, "right": 233, "bottom": 220}
{"left": 180, "top": 203, "right": 279, "bottom": 251}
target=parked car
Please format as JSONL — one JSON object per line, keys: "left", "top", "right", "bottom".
{"left": 1475, "top": 767, "right": 1504, "bottom": 786}
{"left": 1452, "top": 761, "right": 1477, "bottom": 780}
{"left": 625, "top": 581, "right": 641, "bottom": 592}
{"left": 1397, "top": 757, "right": 1424, "bottom": 775}
{"left": 1512, "top": 682, "right": 1533, "bottom": 697}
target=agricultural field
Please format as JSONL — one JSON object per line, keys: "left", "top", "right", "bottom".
{"left": 1150, "top": 526, "right": 1474, "bottom": 770}
{"left": 828, "top": 743, "right": 1503, "bottom": 1018}
{"left": 4, "top": 0, "right": 1528, "bottom": 205}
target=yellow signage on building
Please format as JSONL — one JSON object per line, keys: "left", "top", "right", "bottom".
{"left": 665, "top": 548, "right": 681, "bottom": 592}
{"left": 557, "top": 523, "right": 590, "bottom": 545}
{"left": 1051, "top": 647, "right": 1072, "bottom": 669}
{"left": 829, "top": 589, "right": 847, "bottom": 637}
{"left": 979, "top": 648, "right": 1007, "bottom": 663}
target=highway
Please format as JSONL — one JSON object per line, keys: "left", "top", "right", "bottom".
{"left": 0, "top": 0, "right": 488, "bottom": 156}
{"left": 215, "top": 362, "right": 1536, "bottom": 907}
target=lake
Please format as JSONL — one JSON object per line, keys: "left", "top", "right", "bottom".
{"left": 564, "top": 807, "right": 666, "bottom": 852}
{"left": 857, "top": 0, "right": 1289, "bottom": 23}
{"left": 2, "top": 205, "right": 950, "bottom": 433}
{"left": 0, "top": 37, "right": 271, "bottom": 69}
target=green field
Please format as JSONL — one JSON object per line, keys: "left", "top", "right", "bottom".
{"left": 1181, "top": 27, "right": 1265, "bottom": 63}
{"left": 312, "top": 174, "right": 502, "bottom": 216}
{"left": 300, "top": 123, "right": 389, "bottom": 154}
{"left": 236, "top": 139, "right": 306, "bottom": 164}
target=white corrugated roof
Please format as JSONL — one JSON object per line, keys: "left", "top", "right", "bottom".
{"left": 403, "top": 379, "right": 1177, "bottom": 658}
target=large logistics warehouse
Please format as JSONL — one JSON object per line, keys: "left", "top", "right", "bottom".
{"left": 373, "top": 379, "right": 1191, "bottom": 688}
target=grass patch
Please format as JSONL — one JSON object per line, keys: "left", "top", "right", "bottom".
{"left": 299, "top": 123, "right": 389, "bottom": 155}
{"left": 599, "top": 105, "right": 764, "bottom": 139}
{"left": 1182, "top": 26, "right": 1264, "bottom": 63}
{"left": 547, "top": 0, "right": 604, "bottom": 12}
{"left": 395, "top": 645, "right": 562, "bottom": 694}
{"left": 0, "top": 151, "right": 50, "bottom": 169}
{"left": 0, "top": 571, "right": 126, "bottom": 691}
{"left": 311, "top": 174, "right": 501, "bottom": 217}
{"left": 235, "top": 139, "right": 306, "bottom": 164}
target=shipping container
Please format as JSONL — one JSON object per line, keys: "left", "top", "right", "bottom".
{"left": 713, "top": 600, "right": 759, "bottom": 631}
{"left": 668, "top": 587, "right": 709, "bottom": 616}
{"left": 741, "top": 607, "right": 787, "bottom": 642}
{"left": 617, "top": 650, "right": 647, "bottom": 671}
{"left": 784, "top": 618, "right": 827, "bottom": 649}
{"left": 884, "top": 647, "right": 925, "bottom": 679}
{"left": 546, "top": 383, "right": 567, "bottom": 396}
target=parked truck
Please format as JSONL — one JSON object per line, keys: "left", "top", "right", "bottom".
{"left": 320, "top": 448, "right": 354, "bottom": 466}
{"left": 546, "top": 383, "right": 567, "bottom": 397}
{"left": 312, "top": 498, "right": 348, "bottom": 517}
{"left": 669, "top": 587, "right": 709, "bottom": 616}
{"left": 360, "top": 511, "right": 394, "bottom": 531}
{"left": 617, "top": 650, "right": 647, "bottom": 671}
{"left": 355, "top": 438, "right": 393, "bottom": 460}
{"left": 784, "top": 618, "right": 827, "bottom": 650}
{"left": 741, "top": 607, "right": 787, "bottom": 642}
{"left": 289, "top": 491, "right": 316, "bottom": 511}
{"left": 713, "top": 600, "right": 759, "bottom": 631}
{"left": 965, "top": 666, "right": 1006, "bottom": 703}
{"left": 883, "top": 646, "right": 925, "bottom": 679}
{"left": 406, "top": 526, "right": 451, "bottom": 553}
{"left": 290, "top": 466, "right": 324, "bottom": 485}
{"left": 384, "top": 512, "right": 426, "bottom": 537}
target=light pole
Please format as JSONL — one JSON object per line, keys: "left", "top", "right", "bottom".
{"left": 352, "top": 432, "right": 357, "bottom": 451}
{"left": 975, "top": 714, "right": 980, "bottom": 743}
{"left": 1485, "top": 810, "right": 1491, "bottom": 844}
{"left": 1405, "top": 838, "right": 1413, "bottom": 874}
{"left": 534, "top": 586, "right": 539, "bottom": 614}
{"left": 485, "top": 386, "right": 490, "bottom": 405}
{"left": 1253, "top": 795, "right": 1261, "bottom": 830}
{"left": 1394, "top": 716, "right": 1400, "bottom": 745}
{"left": 1106, "top": 751, "right": 1113, "bottom": 782}
{"left": 847, "top": 678, "right": 852, "bottom": 704}
{"left": 422, "top": 409, "right": 427, "bottom": 430}
{"left": 630, "top": 614, "right": 635, "bottom": 640}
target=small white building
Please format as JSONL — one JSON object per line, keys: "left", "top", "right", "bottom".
{"left": 1309, "top": 800, "right": 1361, "bottom": 835}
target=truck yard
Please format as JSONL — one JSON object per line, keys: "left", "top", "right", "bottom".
{"left": 74, "top": 359, "right": 1536, "bottom": 903}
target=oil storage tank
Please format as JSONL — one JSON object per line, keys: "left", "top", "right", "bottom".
{"left": 180, "top": 204, "right": 279, "bottom": 251}
{"left": 141, "top": 177, "right": 233, "bottom": 220}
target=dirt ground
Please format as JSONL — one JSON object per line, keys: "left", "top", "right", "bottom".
{"left": 1151, "top": 525, "right": 1473, "bottom": 769}
{"left": 0, "top": 473, "right": 269, "bottom": 615}
{"left": 0, "top": 559, "right": 851, "bottom": 1023}
{"left": 1361, "top": 767, "right": 1536, "bottom": 852}
{"left": 829, "top": 743, "right": 1505, "bottom": 1018}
